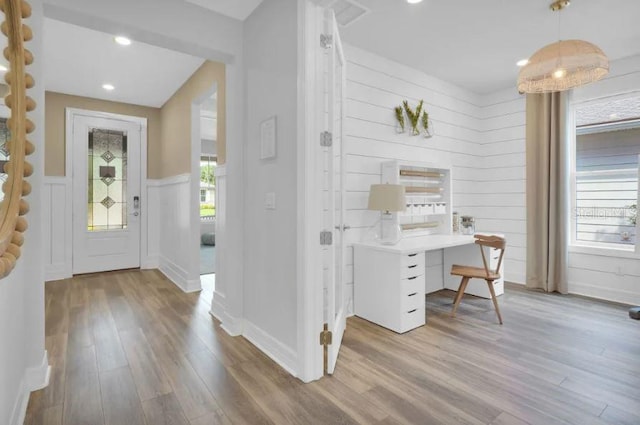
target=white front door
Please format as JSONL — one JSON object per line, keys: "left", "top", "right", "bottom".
{"left": 72, "top": 114, "right": 142, "bottom": 274}
{"left": 323, "top": 8, "right": 347, "bottom": 375}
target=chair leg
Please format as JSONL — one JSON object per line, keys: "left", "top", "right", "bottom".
{"left": 486, "top": 280, "right": 503, "bottom": 325}
{"left": 451, "top": 277, "right": 470, "bottom": 318}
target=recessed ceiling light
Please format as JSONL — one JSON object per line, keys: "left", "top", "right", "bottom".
{"left": 114, "top": 36, "right": 132, "bottom": 46}
{"left": 0, "top": 65, "right": 7, "bottom": 72}
{"left": 407, "top": 0, "right": 423, "bottom": 3}
{"left": 609, "top": 113, "right": 619, "bottom": 119}
{"left": 516, "top": 58, "right": 529, "bottom": 67}
{"left": 102, "top": 83, "right": 115, "bottom": 91}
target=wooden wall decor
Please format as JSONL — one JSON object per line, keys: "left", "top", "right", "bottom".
{"left": 0, "top": 0, "right": 35, "bottom": 278}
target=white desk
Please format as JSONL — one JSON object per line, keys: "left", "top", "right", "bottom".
{"left": 353, "top": 234, "right": 504, "bottom": 333}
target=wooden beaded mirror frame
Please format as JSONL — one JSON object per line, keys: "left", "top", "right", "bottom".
{"left": 0, "top": 0, "right": 35, "bottom": 278}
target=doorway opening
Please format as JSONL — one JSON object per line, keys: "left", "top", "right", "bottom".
{"left": 199, "top": 91, "right": 218, "bottom": 277}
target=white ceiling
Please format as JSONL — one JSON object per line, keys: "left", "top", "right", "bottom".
{"left": 183, "top": 0, "right": 264, "bottom": 21}
{"left": 43, "top": 18, "right": 206, "bottom": 108}
{"left": 340, "top": 0, "right": 640, "bottom": 94}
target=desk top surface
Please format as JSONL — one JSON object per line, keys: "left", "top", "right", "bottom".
{"left": 353, "top": 234, "right": 476, "bottom": 254}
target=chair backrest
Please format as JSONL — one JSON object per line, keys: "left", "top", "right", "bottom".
{"left": 474, "top": 234, "right": 506, "bottom": 278}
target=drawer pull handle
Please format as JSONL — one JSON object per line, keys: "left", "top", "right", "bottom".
{"left": 407, "top": 309, "right": 417, "bottom": 314}
{"left": 408, "top": 276, "right": 418, "bottom": 280}
{"left": 408, "top": 265, "right": 418, "bottom": 269}
{"left": 408, "top": 292, "right": 418, "bottom": 297}
{"left": 408, "top": 253, "right": 417, "bottom": 257}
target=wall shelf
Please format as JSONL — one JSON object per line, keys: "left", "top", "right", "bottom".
{"left": 382, "top": 160, "right": 453, "bottom": 237}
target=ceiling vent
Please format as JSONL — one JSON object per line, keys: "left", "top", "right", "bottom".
{"left": 315, "top": 0, "right": 371, "bottom": 27}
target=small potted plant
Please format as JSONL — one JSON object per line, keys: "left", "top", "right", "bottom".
{"left": 421, "top": 111, "right": 433, "bottom": 138}
{"left": 403, "top": 100, "right": 423, "bottom": 136}
{"left": 394, "top": 106, "right": 405, "bottom": 133}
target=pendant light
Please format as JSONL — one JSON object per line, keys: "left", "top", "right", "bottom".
{"left": 517, "top": 0, "right": 609, "bottom": 94}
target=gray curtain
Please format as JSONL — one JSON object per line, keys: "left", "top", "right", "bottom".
{"left": 525, "top": 92, "right": 571, "bottom": 294}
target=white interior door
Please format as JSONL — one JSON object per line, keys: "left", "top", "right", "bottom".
{"left": 72, "top": 114, "right": 142, "bottom": 274}
{"left": 323, "top": 8, "right": 347, "bottom": 375}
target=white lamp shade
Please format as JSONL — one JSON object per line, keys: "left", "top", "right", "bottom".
{"left": 368, "top": 184, "right": 405, "bottom": 212}
{"left": 517, "top": 39, "right": 609, "bottom": 93}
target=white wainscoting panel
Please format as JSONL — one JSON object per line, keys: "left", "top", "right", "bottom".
{"left": 151, "top": 173, "right": 201, "bottom": 293}
{"left": 43, "top": 177, "right": 72, "bottom": 281}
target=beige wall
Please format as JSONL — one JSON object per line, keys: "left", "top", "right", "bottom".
{"left": 45, "top": 92, "right": 163, "bottom": 178}
{"left": 160, "top": 61, "right": 226, "bottom": 177}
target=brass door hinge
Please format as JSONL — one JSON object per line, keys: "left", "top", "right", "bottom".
{"left": 319, "top": 327, "right": 333, "bottom": 346}
{"left": 321, "top": 323, "right": 332, "bottom": 376}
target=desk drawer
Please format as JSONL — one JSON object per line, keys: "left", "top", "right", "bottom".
{"left": 400, "top": 253, "right": 425, "bottom": 279}
{"left": 401, "top": 274, "right": 424, "bottom": 297}
{"left": 401, "top": 288, "right": 424, "bottom": 312}
{"left": 398, "top": 306, "right": 425, "bottom": 333}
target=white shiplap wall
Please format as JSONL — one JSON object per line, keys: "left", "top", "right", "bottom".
{"left": 476, "top": 88, "right": 527, "bottom": 284}
{"left": 343, "top": 45, "right": 486, "bottom": 313}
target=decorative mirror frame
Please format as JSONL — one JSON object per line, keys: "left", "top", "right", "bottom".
{"left": 0, "top": 0, "right": 35, "bottom": 278}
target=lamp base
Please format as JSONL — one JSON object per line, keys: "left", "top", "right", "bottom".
{"left": 367, "top": 214, "right": 402, "bottom": 245}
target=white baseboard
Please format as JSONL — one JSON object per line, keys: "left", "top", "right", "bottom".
{"left": 505, "top": 272, "right": 526, "bottom": 286}
{"left": 209, "top": 291, "right": 243, "bottom": 336}
{"left": 9, "top": 351, "right": 50, "bottom": 425}
{"left": 45, "top": 264, "right": 72, "bottom": 282}
{"left": 209, "top": 291, "right": 227, "bottom": 321}
{"left": 243, "top": 320, "right": 298, "bottom": 378}
{"left": 141, "top": 255, "right": 159, "bottom": 270}
{"left": 26, "top": 351, "right": 51, "bottom": 392}
{"left": 569, "top": 281, "right": 640, "bottom": 305}
{"left": 158, "top": 256, "right": 202, "bottom": 293}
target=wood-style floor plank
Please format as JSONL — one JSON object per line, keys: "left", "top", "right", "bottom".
{"left": 99, "top": 367, "right": 146, "bottom": 425}
{"left": 119, "top": 327, "right": 173, "bottom": 401}
{"left": 141, "top": 393, "right": 190, "bottom": 425}
{"left": 62, "top": 346, "right": 104, "bottom": 425}
{"left": 25, "top": 270, "right": 640, "bottom": 425}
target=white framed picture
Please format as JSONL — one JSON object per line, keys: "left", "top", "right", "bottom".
{"left": 260, "top": 116, "right": 277, "bottom": 160}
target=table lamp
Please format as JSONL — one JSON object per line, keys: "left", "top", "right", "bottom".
{"left": 368, "top": 184, "right": 405, "bottom": 245}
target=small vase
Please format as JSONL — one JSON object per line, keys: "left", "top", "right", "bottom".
{"left": 395, "top": 123, "right": 405, "bottom": 134}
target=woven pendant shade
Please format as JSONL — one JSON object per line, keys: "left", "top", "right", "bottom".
{"left": 518, "top": 39, "right": 609, "bottom": 93}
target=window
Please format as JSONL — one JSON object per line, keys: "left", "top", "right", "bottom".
{"left": 573, "top": 97, "right": 640, "bottom": 250}
{"left": 200, "top": 155, "right": 216, "bottom": 218}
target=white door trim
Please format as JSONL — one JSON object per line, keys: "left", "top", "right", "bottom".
{"left": 296, "top": 0, "right": 324, "bottom": 383}
{"left": 190, "top": 83, "right": 218, "bottom": 290}
{"left": 65, "top": 108, "right": 149, "bottom": 273}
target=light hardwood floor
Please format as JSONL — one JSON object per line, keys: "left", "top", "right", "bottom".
{"left": 25, "top": 269, "right": 640, "bottom": 425}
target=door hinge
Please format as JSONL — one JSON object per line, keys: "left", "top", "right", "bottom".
{"left": 320, "top": 230, "right": 333, "bottom": 246}
{"left": 320, "top": 131, "right": 332, "bottom": 147}
{"left": 320, "top": 327, "right": 333, "bottom": 346}
{"left": 320, "top": 34, "right": 333, "bottom": 49}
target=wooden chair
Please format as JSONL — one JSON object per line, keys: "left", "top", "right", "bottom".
{"left": 450, "top": 234, "right": 506, "bottom": 324}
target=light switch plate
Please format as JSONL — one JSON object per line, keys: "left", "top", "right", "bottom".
{"left": 265, "top": 192, "right": 276, "bottom": 210}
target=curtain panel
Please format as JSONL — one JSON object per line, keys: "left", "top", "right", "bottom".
{"left": 525, "top": 92, "right": 571, "bottom": 294}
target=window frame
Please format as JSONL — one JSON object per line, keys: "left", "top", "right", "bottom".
{"left": 199, "top": 154, "right": 217, "bottom": 219}
{"left": 570, "top": 98, "right": 640, "bottom": 257}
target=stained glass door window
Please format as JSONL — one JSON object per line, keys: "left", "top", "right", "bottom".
{"left": 87, "top": 128, "right": 128, "bottom": 231}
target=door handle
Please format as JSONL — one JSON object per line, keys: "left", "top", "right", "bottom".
{"left": 132, "top": 196, "right": 140, "bottom": 216}
{"left": 334, "top": 224, "right": 351, "bottom": 231}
